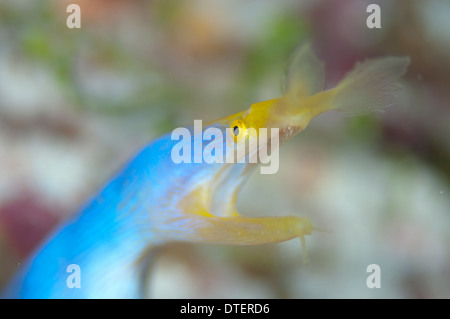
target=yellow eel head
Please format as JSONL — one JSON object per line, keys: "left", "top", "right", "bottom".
{"left": 152, "top": 43, "right": 408, "bottom": 260}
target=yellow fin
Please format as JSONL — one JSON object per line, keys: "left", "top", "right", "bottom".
{"left": 333, "top": 56, "right": 411, "bottom": 115}
{"left": 282, "top": 43, "right": 325, "bottom": 100}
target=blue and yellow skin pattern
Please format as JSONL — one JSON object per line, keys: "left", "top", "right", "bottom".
{"left": 1, "top": 44, "right": 409, "bottom": 298}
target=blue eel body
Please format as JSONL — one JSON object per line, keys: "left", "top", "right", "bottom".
{"left": 2, "top": 131, "right": 220, "bottom": 298}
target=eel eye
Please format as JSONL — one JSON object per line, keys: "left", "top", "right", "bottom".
{"left": 230, "top": 119, "right": 247, "bottom": 142}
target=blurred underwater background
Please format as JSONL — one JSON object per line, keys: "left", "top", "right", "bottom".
{"left": 0, "top": 0, "right": 449, "bottom": 298}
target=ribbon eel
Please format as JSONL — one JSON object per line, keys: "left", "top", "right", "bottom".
{"left": 2, "top": 44, "right": 409, "bottom": 298}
